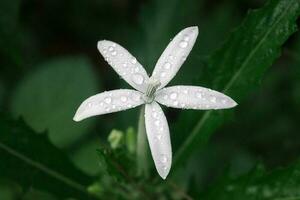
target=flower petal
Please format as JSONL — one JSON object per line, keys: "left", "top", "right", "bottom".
{"left": 73, "top": 89, "right": 144, "bottom": 121}
{"left": 155, "top": 86, "right": 237, "bottom": 110}
{"left": 151, "top": 26, "right": 199, "bottom": 89}
{"left": 145, "top": 102, "right": 172, "bottom": 179}
{"left": 98, "top": 40, "right": 149, "bottom": 92}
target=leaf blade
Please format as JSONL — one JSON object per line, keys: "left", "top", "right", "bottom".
{"left": 0, "top": 113, "right": 99, "bottom": 199}
{"left": 174, "top": 0, "right": 300, "bottom": 169}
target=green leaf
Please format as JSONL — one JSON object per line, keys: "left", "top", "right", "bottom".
{"left": 0, "top": 0, "right": 21, "bottom": 63}
{"left": 173, "top": 0, "right": 300, "bottom": 169}
{"left": 0, "top": 113, "right": 99, "bottom": 199}
{"left": 70, "top": 139, "right": 101, "bottom": 176}
{"left": 202, "top": 161, "right": 300, "bottom": 200}
{"left": 0, "top": 81, "right": 4, "bottom": 107}
{"left": 10, "top": 57, "right": 99, "bottom": 147}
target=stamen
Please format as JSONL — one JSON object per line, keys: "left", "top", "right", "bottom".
{"left": 143, "top": 78, "right": 161, "bottom": 103}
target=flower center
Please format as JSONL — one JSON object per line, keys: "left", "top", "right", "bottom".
{"left": 143, "top": 78, "right": 161, "bottom": 103}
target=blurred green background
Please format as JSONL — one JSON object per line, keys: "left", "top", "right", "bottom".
{"left": 1, "top": 0, "right": 300, "bottom": 199}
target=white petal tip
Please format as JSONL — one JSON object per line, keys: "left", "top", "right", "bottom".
{"left": 187, "top": 26, "right": 199, "bottom": 34}
{"left": 73, "top": 115, "right": 81, "bottom": 122}
{"left": 97, "top": 40, "right": 105, "bottom": 49}
{"left": 159, "top": 170, "right": 170, "bottom": 180}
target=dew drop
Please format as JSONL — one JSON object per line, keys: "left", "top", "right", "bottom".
{"left": 210, "top": 96, "right": 217, "bottom": 103}
{"left": 103, "top": 50, "right": 107, "bottom": 54}
{"left": 196, "top": 92, "right": 202, "bottom": 99}
{"left": 183, "top": 90, "right": 188, "bottom": 94}
{"left": 105, "top": 107, "right": 110, "bottom": 112}
{"left": 104, "top": 97, "right": 112, "bottom": 104}
{"left": 127, "top": 104, "right": 132, "bottom": 108}
{"left": 131, "top": 57, "right": 137, "bottom": 64}
{"left": 108, "top": 46, "right": 114, "bottom": 51}
{"left": 87, "top": 102, "right": 93, "bottom": 107}
{"left": 183, "top": 35, "right": 190, "bottom": 41}
{"left": 179, "top": 41, "right": 188, "bottom": 48}
{"left": 163, "top": 62, "right": 171, "bottom": 69}
{"left": 181, "top": 56, "right": 187, "bottom": 61}
{"left": 120, "top": 96, "right": 127, "bottom": 102}
{"left": 154, "top": 120, "right": 160, "bottom": 126}
{"left": 170, "top": 92, "right": 178, "bottom": 100}
{"left": 132, "top": 73, "right": 144, "bottom": 85}
{"left": 112, "top": 43, "right": 116, "bottom": 47}
{"left": 160, "top": 72, "right": 166, "bottom": 78}
{"left": 122, "top": 63, "right": 127, "bottom": 67}
{"left": 169, "top": 55, "right": 174, "bottom": 60}
{"left": 222, "top": 99, "right": 227, "bottom": 104}
{"left": 134, "top": 67, "right": 139, "bottom": 72}
{"left": 112, "top": 105, "right": 116, "bottom": 109}
{"left": 156, "top": 135, "right": 162, "bottom": 141}
{"left": 111, "top": 51, "right": 117, "bottom": 56}
{"left": 132, "top": 94, "right": 140, "bottom": 102}
{"left": 173, "top": 101, "right": 179, "bottom": 106}
{"left": 163, "top": 95, "right": 168, "bottom": 100}
{"left": 160, "top": 155, "right": 168, "bottom": 163}
{"left": 152, "top": 112, "right": 158, "bottom": 118}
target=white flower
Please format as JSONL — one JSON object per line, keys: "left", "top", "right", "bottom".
{"left": 73, "top": 26, "right": 237, "bottom": 179}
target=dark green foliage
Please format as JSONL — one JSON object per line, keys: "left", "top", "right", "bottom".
{"left": 203, "top": 161, "right": 300, "bottom": 199}
{"left": 173, "top": 0, "right": 300, "bottom": 169}
{"left": 0, "top": 114, "right": 98, "bottom": 199}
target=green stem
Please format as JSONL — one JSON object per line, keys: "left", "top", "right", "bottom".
{"left": 136, "top": 105, "right": 149, "bottom": 177}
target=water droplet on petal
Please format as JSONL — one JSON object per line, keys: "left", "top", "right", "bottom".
{"left": 169, "top": 55, "right": 174, "bottom": 60}
{"left": 131, "top": 57, "right": 137, "bottom": 64}
{"left": 183, "top": 35, "right": 190, "bottom": 41}
{"left": 112, "top": 43, "right": 116, "bottom": 47}
{"left": 87, "top": 102, "right": 93, "bottom": 107}
{"left": 132, "top": 73, "right": 144, "bottom": 85}
{"left": 210, "top": 96, "right": 217, "bottom": 103}
{"left": 105, "top": 107, "right": 111, "bottom": 112}
{"left": 134, "top": 67, "right": 139, "bottom": 72}
{"left": 111, "top": 51, "right": 117, "bottom": 56}
{"left": 112, "top": 105, "right": 116, "bottom": 109}
{"left": 222, "top": 99, "right": 227, "bottom": 104}
{"left": 163, "top": 95, "right": 168, "bottom": 100}
{"left": 122, "top": 63, "right": 127, "bottom": 67}
{"left": 170, "top": 92, "right": 178, "bottom": 100}
{"left": 104, "top": 97, "right": 112, "bottom": 104}
{"left": 163, "top": 62, "right": 171, "bottom": 69}
{"left": 108, "top": 46, "right": 114, "bottom": 51}
{"left": 120, "top": 96, "right": 127, "bottom": 102}
{"left": 152, "top": 112, "right": 158, "bottom": 118}
{"left": 183, "top": 90, "right": 188, "bottom": 94}
{"left": 156, "top": 135, "right": 162, "bottom": 141}
{"left": 160, "top": 155, "right": 168, "bottom": 163}
{"left": 179, "top": 41, "right": 188, "bottom": 48}
{"left": 127, "top": 104, "right": 132, "bottom": 108}
{"left": 196, "top": 92, "right": 202, "bottom": 99}
{"left": 99, "top": 102, "right": 104, "bottom": 106}
{"left": 173, "top": 101, "right": 179, "bottom": 106}
{"left": 131, "top": 93, "right": 141, "bottom": 101}
{"left": 154, "top": 120, "right": 160, "bottom": 126}
{"left": 160, "top": 72, "right": 166, "bottom": 78}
